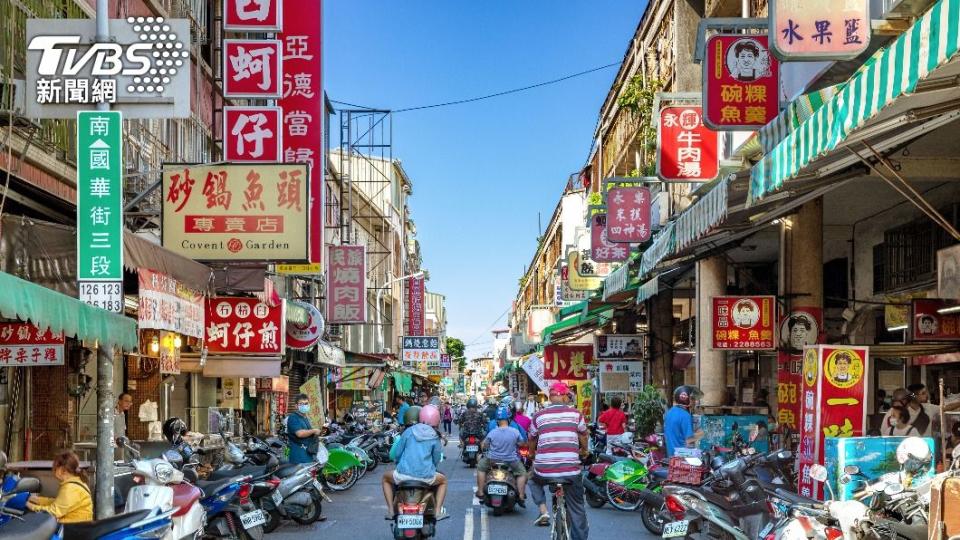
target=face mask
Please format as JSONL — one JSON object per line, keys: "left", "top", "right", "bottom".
{"left": 298, "top": 404, "right": 311, "bottom": 414}
{"left": 890, "top": 418, "right": 899, "bottom": 427}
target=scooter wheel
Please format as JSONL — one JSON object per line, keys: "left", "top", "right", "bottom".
{"left": 262, "top": 509, "right": 283, "bottom": 533}
{"left": 640, "top": 502, "right": 667, "bottom": 535}
{"left": 292, "top": 497, "right": 321, "bottom": 525}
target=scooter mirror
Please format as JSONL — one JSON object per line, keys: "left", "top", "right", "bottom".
{"left": 839, "top": 474, "right": 852, "bottom": 485}
{"left": 843, "top": 465, "right": 861, "bottom": 475}
{"left": 809, "top": 464, "right": 829, "bottom": 482}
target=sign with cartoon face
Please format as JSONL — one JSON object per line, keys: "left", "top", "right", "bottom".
{"left": 703, "top": 34, "right": 779, "bottom": 130}
{"left": 911, "top": 299, "right": 960, "bottom": 341}
{"left": 712, "top": 296, "right": 776, "bottom": 350}
{"left": 780, "top": 309, "right": 821, "bottom": 352}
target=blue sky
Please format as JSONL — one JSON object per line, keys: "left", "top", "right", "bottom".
{"left": 325, "top": 1, "right": 649, "bottom": 356}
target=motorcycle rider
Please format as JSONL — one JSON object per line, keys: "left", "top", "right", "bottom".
{"left": 487, "top": 396, "right": 528, "bottom": 442}
{"left": 664, "top": 385, "right": 704, "bottom": 457}
{"left": 381, "top": 405, "right": 448, "bottom": 520}
{"left": 476, "top": 406, "right": 527, "bottom": 507}
{"left": 459, "top": 397, "right": 488, "bottom": 446}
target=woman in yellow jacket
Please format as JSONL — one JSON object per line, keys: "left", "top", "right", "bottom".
{"left": 27, "top": 450, "right": 93, "bottom": 523}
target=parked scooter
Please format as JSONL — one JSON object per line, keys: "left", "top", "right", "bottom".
{"left": 63, "top": 508, "right": 177, "bottom": 540}
{"left": 482, "top": 462, "right": 520, "bottom": 515}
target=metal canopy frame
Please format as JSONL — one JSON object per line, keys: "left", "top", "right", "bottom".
{"left": 694, "top": 18, "right": 768, "bottom": 63}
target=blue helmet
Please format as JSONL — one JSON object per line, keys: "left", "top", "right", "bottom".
{"left": 495, "top": 406, "right": 512, "bottom": 421}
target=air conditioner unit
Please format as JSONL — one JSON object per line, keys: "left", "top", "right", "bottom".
{"left": 650, "top": 191, "right": 669, "bottom": 230}
{"left": 882, "top": 0, "right": 936, "bottom": 18}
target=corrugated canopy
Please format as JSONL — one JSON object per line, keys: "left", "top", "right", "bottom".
{"left": 0, "top": 270, "right": 137, "bottom": 350}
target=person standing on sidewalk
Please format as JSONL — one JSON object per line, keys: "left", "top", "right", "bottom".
{"left": 527, "top": 382, "right": 589, "bottom": 539}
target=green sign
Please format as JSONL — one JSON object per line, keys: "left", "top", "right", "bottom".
{"left": 77, "top": 111, "right": 124, "bottom": 312}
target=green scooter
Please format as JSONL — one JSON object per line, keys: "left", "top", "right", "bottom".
{"left": 583, "top": 448, "right": 667, "bottom": 535}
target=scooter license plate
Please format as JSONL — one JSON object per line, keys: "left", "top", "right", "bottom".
{"left": 271, "top": 490, "right": 283, "bottom": 505}
{"left": 396, "top": 513, "right": 424, "bottom": 529}
{"left": 487, "top": 484, "right": 508, "bottom": 496}
{"left": 465, "top": 445, "right": 479, "bottom": 452}
{"left": 662, "top": 520, "right": 689, "bottom": 538}
{"left": 240, "top": 510, "right": 267, "bottom": 530}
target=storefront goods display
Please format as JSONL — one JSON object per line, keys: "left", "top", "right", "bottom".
{"left": 824, "top": 436, "right": 935, "bottom": 501}
{"left": 697, "top": 414, "right": 769, "bottom": 454}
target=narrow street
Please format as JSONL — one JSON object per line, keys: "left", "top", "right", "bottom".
{"left": 271, "top": 428, "right": 656, "bottom": 540}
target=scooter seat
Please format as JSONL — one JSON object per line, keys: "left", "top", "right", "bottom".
{"left": 207, "top": 465, "right": 272, "bottom": 481}
{"left": 397, "top": 480, "right": 434, "bottom": 490}
{"left": 599, "top": 454, "right": 628, "bottom": 464}
{"left": 195, "top": 476, "right": 243, "bottom": 496}
{"left": 63, "top": 509, "right": 151, "bottom": 540}
{"left": 2, "top": 512, "right": 59, "bottom": 540}
{"left": 13, "top": 477, "right": 41, "bottom": 494}
{"left": 274, "top": 463, "right": 305, "bottom": 478}
{"left": 651, "top": 467, "right": 669, "bottom": 480}
{"left": 171, "top": 483, "right": 203, "bottom": 517}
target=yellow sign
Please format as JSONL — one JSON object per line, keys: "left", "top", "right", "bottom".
{"left": 567, "top": 252, "right": 603, "bottom": 291}
{"left": 276, "top": 263, "right": 322, "bottom": 274}
{"left": 802, "top": 347, "right": 818, "bottom": 387}
{"left": 162, "top": 163, "right": 310, "bottom": 261}
{"left": 824, "top": 349, "right": 864, "bottom": 389}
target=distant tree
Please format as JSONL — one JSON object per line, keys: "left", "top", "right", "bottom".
{"left": 446, "top": 337, "right": 465, "bottom": 370}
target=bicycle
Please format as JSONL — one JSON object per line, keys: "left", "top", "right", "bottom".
{"left": 548, "top": 480, "right": 572, "bottom": 540}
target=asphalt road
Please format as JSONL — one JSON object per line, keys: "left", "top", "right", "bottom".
{"left": 269, "top": 427, "right": 658, "bottom": 539}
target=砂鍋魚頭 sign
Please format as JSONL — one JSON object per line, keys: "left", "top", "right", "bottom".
{"left": 712, "top": 295, "right": 776, "bottom": 350}
{"left": 770, "top": 0, "right": 870, "bottom": 61}
{"left": 657, "top": 106, "right": 719, "bottom": 182}
{"left": 162, "top": 163, "right": 310, "bottom": 261}
{"left": 205, "top": 297, "right": 285, "bottom": 354}
{"left": 704, "top": 34, "right": 779, "bottom": 130}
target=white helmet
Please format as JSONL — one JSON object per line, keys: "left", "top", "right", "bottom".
{"left": 896, "top": 437, "right": 932, "bottom": 474}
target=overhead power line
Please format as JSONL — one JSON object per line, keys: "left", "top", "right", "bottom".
{"left": 330, "top": 60, "right": 622, "bottom": 114}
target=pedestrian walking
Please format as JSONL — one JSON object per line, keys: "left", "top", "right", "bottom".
{"left": 442, "top": 402, "right": 454, "bottom": 435}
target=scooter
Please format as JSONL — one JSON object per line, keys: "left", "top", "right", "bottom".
{"left": 390, "top": 479, "right": 445, "bottom": 539}
{"left": 482, "top": 462, "right": 520, "bottom": 515}
{"left": 461, "top": 434, "right": 481, "bottom": 467}
{"left": 582, "top": 444, "right": 666, "bottom": 534}
{"left": 63, "top": 508, "right": 177, "bottom": 540}
{"left": 195, "top": 475, "right": 265, "bottom": 540}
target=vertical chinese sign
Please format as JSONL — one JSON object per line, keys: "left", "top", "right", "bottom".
{"left": 205, "top": 297, "right": 285, "bottom": 354}
{"left": 777, "top": 308, "right": 822, "bottom": 432}
{"left": 327, "top": 245, "right": 366, "bottom": 324}
{"left": 222, "top": 39, "right": 283, "bottom": 98}
{"left": 407, "top": 276, "right": 426, "bottom": 335}
{"left": 711, "top": 296, "right": 776, "bottom": 349}
{"left": 703, "top": 35, "right": 779, "bottom": 130}
{"left": 798, "top": 345, "right": 868, "bottom": 499}
{"left": 223, "top": 106, "right": 283, "bottom": 162}
{"left": 657, "top": 106, "right": 719, "bottom": 182}
{"left": 280, "top": 0, "right": 323, "bottom": 264}
{"left": 0, "top": 323, "right": 65, "bottom": 366}
{"left": 543, "top": 344, "right": 593, "bottom": 381}
{"left": 770, "top": 0, "right": 870, "bottom": 60}
{"left": 224, "top": 0, "right": 282, "bottom": 32}
{"left": 591, "top": 214, "right": 629, "bottom": 263}
{"left": 77, "top": 111, "right": 123, "bottom": 313}
{"left": 606, "top": 187, "right": 651, "bottom": 244}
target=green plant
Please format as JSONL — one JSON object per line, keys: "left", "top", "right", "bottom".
{"left": 587, "top": 191, "right": 603, "bottom": 205}
{"left": 617, "top": 76, "right": 665, "bottom": 173}
{"left": 631, "top": 385, "right": 667, "bottom": 436}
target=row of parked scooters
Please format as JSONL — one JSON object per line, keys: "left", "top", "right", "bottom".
{"left": 0, "top": 417, "right": 403, "bottom": 540}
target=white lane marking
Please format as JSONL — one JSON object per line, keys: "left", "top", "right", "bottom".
{"left": 479, "top": 506, "right": 490, "bottom": 540}
{"left": 463, "top": 507, "right": 475, "bottom": 540}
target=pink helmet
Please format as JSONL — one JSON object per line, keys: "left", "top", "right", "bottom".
{"left": 419, "top": 404, "right": 441, "bottom": 427}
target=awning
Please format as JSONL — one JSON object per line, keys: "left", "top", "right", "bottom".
{"left": 758, "top": 85, "right": 843, "bottom": 155}
{"left": 751, "top": 0, "right": 960, "bottom": 202}
{"left": 541, "top": 305, "right": 615, "bottom": 345}
{"left": 558, "top": 300, "right": 589, "bottom": 319}
{"left": 316, "top": 340, "right": 345, "bottom": 368}
{"left": 202, "top": 356, "right": 282, "bottom": 377}
{"left": 640, "top": 222, "right": 675, "bottom": 277}
{"left": 636, "top": 276, "right": 660, "bottom": 304}
{"left": 390, "top": 372, "right": 413, "bottom": 393}
{"left": 602, "top": 261, "right": 631, "bottom": 300}
{"left": 862, "top": 343, "right": 960, "bottom": 358}
{"left": 0, "top": 270, "right": 137, "bottom": 350}
{"left": 125, "top": 234, "right": 212, "bottom": 293}
{"left": 345, "top": 351, "right": 387, "bottom": 368}
{"left": 674, "top": 176, "right": 729, "bottom": 253}
{"left": 285, "top": 302, "right": 310, "bottom": 326}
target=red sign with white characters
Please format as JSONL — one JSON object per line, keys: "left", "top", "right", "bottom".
{"left": 911, "top": 299, "right": 960, "bottom": 341}
{"left": 0, "top": 323, "right": 65, "bottom": 366}
{"left": 280, "top": 0, "right": 323, "bottom": 264}
{"left": 224, "top": 0, "right": 281, "bottom": 31}
{"left": 407, "top": 276, "right": 425, "bottom": 335}
{"left": 327, "top": 245, "right": 366, "bottom": 324}
{"left": 797, "top": 345, "right": 868, "bottom": 499}
{"left": 205, "top": 297, "right": 285, "bottom": 355}
{"left": 776, "top": 307, "right": 823, "bottom": 432}
{"left": 606, "top": 187, "right": 651, "bottom": 244}
{"left": 223, "top": 106, "right": 282, "bottom": 162}
{"left": 591, "top": 214, "right": 630, "bottom": 262}
{"left": 704, "top": 34, "right": 779, "bottom": 130}
{"left": 543, "top": 344, "right": 594, "bottom": 381}
{"left": 223, "top": 39, "right": 283, "bottom": 98}
{"left": 712, "top": 295, "right": 776, "bottom": 350}
{"left": 657, "top": 106, "right": 719, "bottom": 182}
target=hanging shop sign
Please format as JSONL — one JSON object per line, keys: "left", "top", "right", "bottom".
{"left": 606, "top": 187, "right": 651, "bottom": 244}
{"left": 162, "top": 162, "right": 310, "bottom": 261}
{"left": 712, "top": 295, "right": 776, "bottom": 350}
{"left": 595, "top": 334, "right": 646, "bottom": 361}
{"left": 776, "top": 307, "right": 822, "bottom": 432}
{"left": 598, "top": 361, "right": 645, "bottom": 393}
{"left": 770, "top": 0, "right": 870, "bottom": 61}
{"left": 591, "top": 214, "right": 630, "bottom": 263}
{"left": 938, "top": 244, "right": 960, "bottom": 300}
{"left": 0, "top": 323, "right": 65, "bottom": 367}
{"left": 543, "top": 344, "right": 593, "bottom": 381}
{"left": 77, "top": 111, "right": 123, "bottom": 313}
{"left": 401, "top": 336, "right": 440, "bottom": 368}
{"left": 911, "top": 299, "right": 960, "bottom": 341}
{"left": 223, "top": 106, "right": 283, "bottom": 162}
{"left": 797, "top": 345, "right": 869, "bottom": 499}
{"left": 224, "top": 0, "right": 282, "bottom": 31}
{"left": 407, "top": 276, "right": 426, "bottom": 335}
{"left": 137, "top": 269, "right": 205, "bottom": 339}
{"left": 439, "top": 354, "right": 452, "bottom": 369}
{"left": 223, "top": 39, "right": 283, "bottom": 98}
{"left": 205, "top": 297, "right": 285, "bottom": 355}
{"left": 566, "top": 380, "right": 594, "bottom": 420}
{"left": 567, "top": 251, "right": 604, "bottom": 292}
{"left": 657, "top": 106, "right": 719, "bottom": 182}
{"left": 326, "top": 245, "right": 366, "bottom": 324}
{"left": 286, "top": 300, "right": 324, "bottom": 349}
{"left": 703, "top": 34, "right": 779, "bottom": 130}
{"left": 524, "top": 307, "right": 556, "bottom": 346}
{"left": 558, "top": 266, "right": 590, "bottom": 302}
{"left": 522, "top": 356, "right": 548, "bottom": 391}
{"left": 280, "top": 0, "right": 323, "bottom": 264}
{"left": 25, "top": 18, "right": 191, "bottom": 118}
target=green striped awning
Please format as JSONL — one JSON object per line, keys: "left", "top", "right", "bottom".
{"left": 757, "top": 85, "right": 843, "bottom": 155}
{"left": 750, "top": 0, "right": 960, "bottom": 203}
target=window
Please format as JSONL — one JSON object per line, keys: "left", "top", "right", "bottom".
{"left": 874, "top": 205, "right": 960, "bottom": 293}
